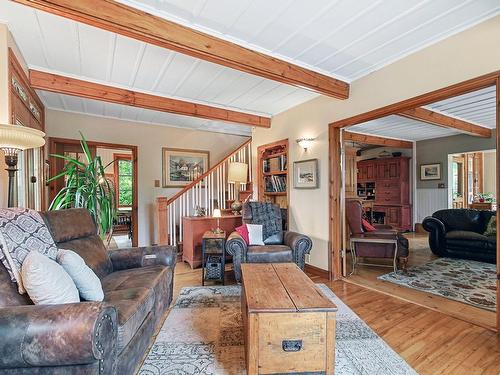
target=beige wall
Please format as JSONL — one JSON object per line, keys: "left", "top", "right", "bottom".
{"left": 46, "top": 109, "right": 248, "bottom": 246}
{"left": 0, "top": 24, "right": 9, "bottom": 207}
{"left": 252, "top": 15, "right": 500, "bottom": 270}
{"left": 483, "top": 151, "right": 496, "bottom": 196}
{"left": 96, "top": 147, "right": 132, "bottom": 171}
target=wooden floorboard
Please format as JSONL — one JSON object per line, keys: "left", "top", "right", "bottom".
{"left": 172, "top": 260, "right": 500, "bottom": 375}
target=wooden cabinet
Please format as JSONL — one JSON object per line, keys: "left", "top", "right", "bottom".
{"left": 345, "top": 147, "right": 357, "bottom": 198}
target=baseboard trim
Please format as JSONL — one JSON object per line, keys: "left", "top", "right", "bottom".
{"left": 305, "top": 264, "right": 329, "bottom": 279}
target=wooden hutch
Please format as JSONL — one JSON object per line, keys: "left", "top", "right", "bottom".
{"left": 257, "top": 138, "right": 289, "bottom": 209}
{"left": 356, "top": 157, "right": 412, "bottom": 231}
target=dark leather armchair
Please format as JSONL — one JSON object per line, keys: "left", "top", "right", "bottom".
{"left": 346, "top": 200, "right": 409, "bottom": 272}
{"left": 422, "top": 209, "right": 496, "bottom": 263}
{"left": 226, "top": 202, "right": 312, "bottom": 282}
{"left": 0, "top": 208, "right": 176, "bottom": 375}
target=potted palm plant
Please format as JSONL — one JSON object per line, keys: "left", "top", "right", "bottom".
{"left": 48, "top": 133, "right": 117, "bottom": 242}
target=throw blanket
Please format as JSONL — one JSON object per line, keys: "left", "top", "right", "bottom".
{"left": 0, "top": 208, "right": 58, "bottom": 294}
{"left": 248, "top": 202, "right": 282, "bottom": 241}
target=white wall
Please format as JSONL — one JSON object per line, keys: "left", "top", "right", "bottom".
{"left": 96, "top": 147, "right": 132, "bottom": 171}
{"left": 252, "top": 15, "right": 500, "bottom": 270}
{"left": 483, "top": 151, "right": 496, "bottom": 195}
{"left": 45, "top": 109, "right": 248, "bottom": 246}
{"left": 0, "top": 25, "right": 9, "bottom": 207}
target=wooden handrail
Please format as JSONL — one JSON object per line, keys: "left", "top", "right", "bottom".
{"left": 163, "top": 137, "right": 252, "bottom": 205}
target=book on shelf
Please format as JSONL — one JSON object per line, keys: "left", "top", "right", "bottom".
{"left": 263, "top": 155, "right": 287, "bottom": 173}
{"left": 264, "top": 175, "right": 287, "bottom": 193}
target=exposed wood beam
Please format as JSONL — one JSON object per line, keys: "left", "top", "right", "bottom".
{"left": 398, "top": 107, "right": 491, "bottom": 138}
{"left": 343, "top": 131, "right": 413, "bottom": 149}
{"left": 330, "top": 71, "right": 499, "bottom": 128}
{"left": 29, "top": 70, "right": 270, "bottom": 128}
{"left": 14, "top": 0, "right": 350, "bottom": 99}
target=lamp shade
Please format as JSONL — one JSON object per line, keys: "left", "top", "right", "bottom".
{"left": 213, "top": 208, "right": 221, "bottom": 218}
{"left": 0, "top": 124, "right": 45, "bottom": 150}
{"left": 227, "top": 162, "right": 248, "bottom": 183}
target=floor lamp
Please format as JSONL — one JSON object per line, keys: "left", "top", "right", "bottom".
{"left": 0, "top": 124, "right": 45, "bottom": 207}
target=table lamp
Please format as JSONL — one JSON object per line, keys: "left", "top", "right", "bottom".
{"left": 212, "top": 208, "right": 223, "bottom": 234}
{"left": 227, "top": 162, "right": 248, "bottom": 215}
{"left": 0, "top": 124, "right": 45, "bottom": 207}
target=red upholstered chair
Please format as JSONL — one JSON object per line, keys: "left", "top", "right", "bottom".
{"left": 346, "top": 199, "right": 409, "bottom": 273}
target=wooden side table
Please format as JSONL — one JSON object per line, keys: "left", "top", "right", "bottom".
{"left": 201, "top": 231, "right": 226, "bottom": 285}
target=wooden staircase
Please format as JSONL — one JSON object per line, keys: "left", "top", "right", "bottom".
{"left": 156, "top": 139, "right": 253, "bottom": 246}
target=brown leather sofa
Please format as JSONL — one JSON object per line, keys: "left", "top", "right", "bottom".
{"left": 226, "top": 201, "right": 312, "bottom": 282}
{"left": 0, "top": 208, "right": 176, "bottom": 375}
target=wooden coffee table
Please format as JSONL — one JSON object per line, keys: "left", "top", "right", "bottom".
{"left": 241, "top": 263, "right": 337, "bottom": 375}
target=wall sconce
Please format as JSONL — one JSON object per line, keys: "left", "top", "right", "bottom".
{"left": 296, "top": 137, "right": 315, "bottom": 151}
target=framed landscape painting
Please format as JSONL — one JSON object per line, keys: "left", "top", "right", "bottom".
{"left": 162, "top": 148, "right": 210, "bottom": 187}
{"left": 420, "top": 163, "right": 441, "bottom": 180}
{"left": 294, "top": 159, "right": 319, "bottom": 189}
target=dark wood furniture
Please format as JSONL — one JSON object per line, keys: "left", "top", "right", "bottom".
{"left": 201, "top": 231, "right": 226, "bottom": 285}
{"left": 241, "top": 263, "right": 337, "bottom": 375}
{"left": 257, "top": 139, "right": 289, "bottom": 210}
{"left": 470, "top": 202, "right": 497, "bottom": 211}
{"left": 182, "top": 215, "right": 242, "bottom": 268}
{"left": 357, "top": 157, "right": 412, "bottom": 231}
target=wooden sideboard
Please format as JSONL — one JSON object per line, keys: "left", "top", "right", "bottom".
{"left": 356, "top": 157, "right": 412, "bottom": 231}
{"left": 182, "top": 215, "right": 242, "bottom": 268}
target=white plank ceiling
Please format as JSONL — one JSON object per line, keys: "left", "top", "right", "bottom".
{"left": 348, "top": 86, "right": 497, "bottom": 142}
{"left": 1, "top": 0, "right": 499, "bottom": 136}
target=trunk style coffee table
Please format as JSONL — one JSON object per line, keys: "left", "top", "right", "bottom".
{"left": 241, "top": 263, "right": 337, "bottom": 375}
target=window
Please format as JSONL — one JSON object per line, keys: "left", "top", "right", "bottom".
{"left": 114, "top": 154, "right": 133, "bottom": 207}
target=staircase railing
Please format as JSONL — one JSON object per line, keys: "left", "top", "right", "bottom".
{"left": 156, "top": 138, "right": 252, "bottom": 246}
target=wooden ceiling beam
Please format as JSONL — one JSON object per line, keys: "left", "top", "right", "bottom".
{"left": 14, "top": 0, "right": 349, "bottom": 99}
{"left": 29, "top": 70, "right": 270, "bottom": 128}
{"left": 343, "top": 131, "right": 413, "bottom": 149}
{"left": 398, "top": 107, "right": 491, "bottom": 138}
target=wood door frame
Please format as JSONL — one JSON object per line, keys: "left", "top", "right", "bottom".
{"left": 47, "top": 137, "right": 139, "bottom": 247}
{"left": 329, "top": 72, "right": 499, "bottom": 331}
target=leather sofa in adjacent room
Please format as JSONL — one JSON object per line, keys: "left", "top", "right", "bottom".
{"left": 422, "top": 208, "right": 496, "bottom": 263}
{"left": 0, "top": 208, "right": 176, "bottom": 375}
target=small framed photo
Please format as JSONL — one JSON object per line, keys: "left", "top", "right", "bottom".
{"left": 420, "top": 163, "right": 441, "bottom": 180}
{"left": 294, "top": 159, "right": 319, "bottom": 189}
{"left": 162, "top": 148, "right": 210, "bottom": 187}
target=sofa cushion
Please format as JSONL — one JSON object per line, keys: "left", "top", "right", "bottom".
{"left": 41, "top": 208, "right": 97, "bottom": 243}
{"left": 104, "top": 287, "right": 154, "bottom": 352}
{"left": 246, "top": 245, "right": 293, "bottom": 263}
{"left": 433, "top": 209, "right": 486, "bottom": 233}
{"left": 445, "top": 230, "right": 488, "bottom": 241}
{"left": 102, "top": 265, "right": 168, "bottom": 292}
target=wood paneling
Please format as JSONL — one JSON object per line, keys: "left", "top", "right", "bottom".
{"left": 29, "top": 70, "right": 270, "bottom": 128}
{"left": 329, "top": 127, "right": 342, "bottom": 280}
{"left": 14, "top": 0, "right": 349, "bottom": 99}
{"left": 330, "top": 71, "right": 499, "bottom": 128}
{"left": 496, "top": 78, "right": 500, "bottom": 333}
{"left": 344, "top": 131, "right": 413, "bottom": 148}
{"left": 399, "top": 107, "right": 492, "bottom": 137}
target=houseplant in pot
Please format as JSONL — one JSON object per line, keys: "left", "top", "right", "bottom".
{"left": 48, "top": 132, "right": 117, "bottom": 243}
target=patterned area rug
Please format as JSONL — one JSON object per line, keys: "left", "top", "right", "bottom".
{"left": 378, "top": 258, "right": 496, "bottom": 311}
{"left": 139, "top": 284, "right": 416, "bottom": 375}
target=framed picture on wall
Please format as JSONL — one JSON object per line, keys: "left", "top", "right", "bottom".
{"left": 162, "top": 148, "right": 210, "bottom": 187}
{"left": 420, "top": 163, "right": 441, "bottom": 180}
{"left": 294, "top": 159, "right": 319, "bottom": 189}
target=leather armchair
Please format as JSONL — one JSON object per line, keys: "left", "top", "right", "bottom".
{"left": 422, "top": 208, "right": 496, "bottom": 263}
{"left": 226, "top": 202, "right": 312, "bottom": 282}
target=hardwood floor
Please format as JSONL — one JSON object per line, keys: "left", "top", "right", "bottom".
{"left": 344, "top": 233, "right": 497, "bottom": 331}
{"left": 173, "top": 261, "right": 500, "bottom": 375}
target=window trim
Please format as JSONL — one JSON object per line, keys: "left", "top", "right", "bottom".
{"left": 113, "top": 153, "right": 133, "bottom": 208}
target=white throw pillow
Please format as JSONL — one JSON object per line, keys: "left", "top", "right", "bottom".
{"left": 57, "top": 249, "right": 104, "bottom": 302}
{"left": 246, "top": 224, "right": 265, "bottom": 246}
{"left": 21, "top": 251, "right": 80, "bottom": 305}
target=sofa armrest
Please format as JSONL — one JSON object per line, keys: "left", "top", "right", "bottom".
{"left": 284, "top": 231, "right": 312, "bottom": 270}
{"left": 422, "top": 216, "right": 447, "bottom": 255}
{"left": 109, "top": 245, "right": 177, "bottom": 271}
{"left": 0, "top": 302, "right": 117, "bottom": 370}
{"left": 226, "top": 231, "right": 248, "bottom": 282}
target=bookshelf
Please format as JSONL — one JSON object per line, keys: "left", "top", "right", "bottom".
{"left": 257, "top": 139, "right": 289, "bottom": 208}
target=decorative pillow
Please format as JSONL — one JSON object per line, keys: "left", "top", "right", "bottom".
{"left": 21, "top": 251, "right": 80, "bottom": 305}
{"left": 235, "top": 225, "right": 249, "bottom": 245}
{"left": 0, "top": 208, "right": 58, "bottom": 294}
{"left": 57, "top": 249, "right": 104, "bottom": 301}
{"left": 247, "top": 224, "right": 265, "bottom": 246}
{"left": 484, "top": 215, "right": 496, "bottom": 236}
{"left": 362, "top": 219, "right": 376, "bottom": 232}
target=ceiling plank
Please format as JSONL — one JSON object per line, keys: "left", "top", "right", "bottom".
{"left": 343, "top": 131, "right": 413, "bottom": 149}
{"left": 29, "top": 70, "right": 270, "bottom": 128}
{"left": 14, "top": 0, "right": 350, "bottom": 99}
{"left": 398, "top": 107, "right": 491, "bottom": 138}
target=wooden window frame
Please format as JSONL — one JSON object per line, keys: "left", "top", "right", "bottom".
{"left": 113, "top": 153, "right": 133, "bottom": 209}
